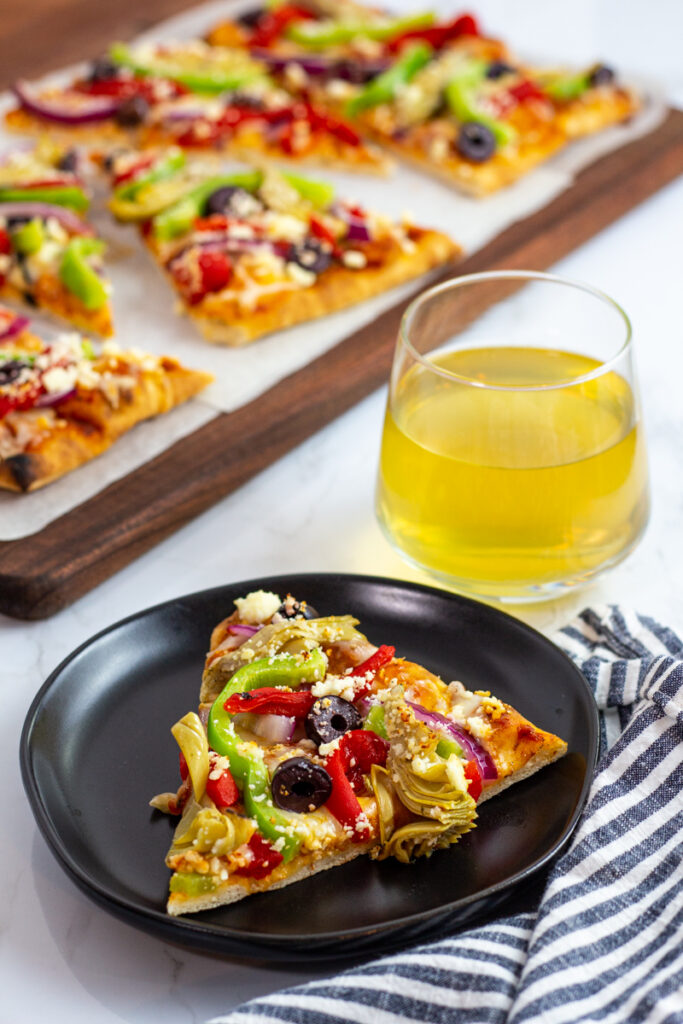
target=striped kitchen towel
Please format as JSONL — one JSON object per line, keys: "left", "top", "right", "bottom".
{"left": 210, "top": 606, "right": 683, "bottom": 1024}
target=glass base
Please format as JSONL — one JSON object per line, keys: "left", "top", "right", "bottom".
{"left": 377, "top": 517, "right": 648, "bottom": 605}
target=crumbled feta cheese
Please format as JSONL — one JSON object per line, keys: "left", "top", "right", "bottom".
{"left": 286, "top": 262, "right": 317, "bottom": 287}
{"left": 311, "top": 675, "right": 358, "bottom": 703}
{"left": 42, "top": 366, "right": 78, "bottom": 394}
{"left": 317, "top": 737, "right": 342, "bottom": 758}
{"left": 342, "top": 250, "right": 367, "bottom": 269}
{"left": 234, "top": 589, "right": 281, "bottom": 624}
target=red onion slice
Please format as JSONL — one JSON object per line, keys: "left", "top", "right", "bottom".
{"left": 330, "top": 203, "right": 371, "bottom": 243}
{"left": 0, "top": 313, "right": 30, "bottom": 342}
{"left": 250, "top": 714, "right": 296, "bottom": 744}
{"left": 13, "top": 80, "right": 121, "bottom": 125}
{"left": 228, "top": 623, "right": 260, "bottom": 636}
{"left": 0, "top": 201, "right": 93, "bottom": 236}
{"left": 407, "top": 700, "right": 498, "bottom": 780}
{"left": 34, "top": 387, "right": 77, "bottom": 408}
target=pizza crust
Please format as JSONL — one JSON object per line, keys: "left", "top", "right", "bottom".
{"left": 0, "top": 270, "right": 114, "bottom": 338}
{"left": 0, "top": 360, "right": 212, "bottom": 492}
{"left": 167, "top": 229, "right": 459, "bottom": 345}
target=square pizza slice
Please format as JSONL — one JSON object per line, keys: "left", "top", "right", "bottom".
{"left": 320, "top": 40, "right": 640, "bottom": 195}
{"left": 151, "top": 589, "right": 567, "bottom": 916}
{"left": 104, "top": 150, "right": 460, "bottom": 345}
{"left": 0, "top": 142, "right": 114, "bottom": 335}
{"left": 5, "top": 41, "right": 390, "bottom": 175}
{"left": 0, "top": 306, "right": 212, "bottom": 491}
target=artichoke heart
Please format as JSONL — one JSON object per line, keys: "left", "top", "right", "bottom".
{"left": 371, "top": 685, "right": 477, "bottom": 862}
{"left": 171, "top": 711, "right": 209, "bottom": 800}
{"left": 168, "top": 799, "right": 255, "bottom": 860}
{"left": 201, "top": 615, "right": 363, "bottom": 702}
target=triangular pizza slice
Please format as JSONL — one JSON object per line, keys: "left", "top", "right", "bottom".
{"left": 152, "top": 589, "right": 567, "bottom": 915}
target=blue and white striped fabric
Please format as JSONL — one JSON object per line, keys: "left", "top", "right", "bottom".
{"left": 210, "top": 606, "right": 683, "bottom": 1024}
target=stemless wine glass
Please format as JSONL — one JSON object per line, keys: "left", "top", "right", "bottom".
{"left": 375, "top": 271, "right": 650, "bottom": 602}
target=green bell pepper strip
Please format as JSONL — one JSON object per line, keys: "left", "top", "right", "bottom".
{"left": 152, "top": 170, "right": 334, "bottom": 239}
{"left": 363, "top": 704, "right": 388, "bottom": 739}
{"left": 109, "top": 42, "right": 267, "bottom": 95}
{"left": 436, "top": 736, "right": 464, "bottom": 760}
{"left": 544, "top": 72, "right": 591, "bottom": 102}
{"left": 169, "top": 872, "right": 217, "bottom": 896}
{"left": 346, "top": 42, "right": 433, "bottom": 118}
{"left": 0, "top": 185, "right": 88, "bottom": 213}
{"left": 287, "top": 11, "right": 435, "bottom": 48}
{"left": 445, "top": 60, "right": 516, "bottom": 146}
{"left": 279, "top": 171, "right": 335, "bottom": 209}
{"left": 59, "top": 238, "right": 107, "bottom": 310}
{"left": 151, "top": 171, "right": 262, "bottom": 240}
{"left": 207, "top": 649, "right": 328, "bottom": 861}
{"left": 11, "top": 218, "right": 44, "bottom": 255}
{"left": 113, "top": 150, "right": 187, "bottom": 202}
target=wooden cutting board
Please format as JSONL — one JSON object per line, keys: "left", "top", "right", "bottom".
{"left": 0, "top": 43, "right": 681, "bottom": 619}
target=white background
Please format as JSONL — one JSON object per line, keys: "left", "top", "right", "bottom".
{"left": 2, "top": 2, "right": 683, "bottom": 1021}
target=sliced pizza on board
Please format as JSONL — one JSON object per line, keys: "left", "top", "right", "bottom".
{"left": 6, "top": 40, "right": 390, "bottom": 175}
{"left": 103, "top": 150, "right": 460, "bottom": 345}
{"left": 0, "top": 142, "right": 114, "bottom": 335}
{"left": 0, "top": 306, "right": 212, "bottom": 491}
{"left": 151, "top": 589, "right": 567, "bottom": 916}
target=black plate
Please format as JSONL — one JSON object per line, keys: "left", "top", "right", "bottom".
{"left": 21, "top": 573, "right": 598, "bottom": 961}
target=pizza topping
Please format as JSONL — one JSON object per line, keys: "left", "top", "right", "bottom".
{"left": 274, "top": 594, "right": 318, "bottom": 621}
{"left": 108, "top": 41, "right": 267, "bottom": 96}
{"left": 385, "top": 12, "right": 480, "bottom": 54}
{"left": 171, "top": 711, "right": 210, "bottom": 800}
{"left": 305, "top": 696, "right": 362, "bottom": 746}
{"left": 224, "top": 687, "right": 315, "bottom": 718}
{"left": 207, "top": 651, "right": 329, "bottom": 859}
{"left": 234, "top": 588, "right": 281, "bottom": 624}
{"left": 205, "top": 185, "right": 263, "bottom": 219}
{"left": 205, "top": 758, "right": 239, "bottom": 810}
{"left": 370, "top": 686, "right": 477, "bottom": 862}
{"left": 455, "top": 121, "right": 497, "bottom": 162}
{"left": 233, "top": 832, "right": 284, "bottom": 879}
{"left": 13, "top": 79, "right": 124, "bottom": 125}
{"left": 170, "top": 799, "right": 256, "bottom": 858}
{"left": 250, "top": 4, "right": 316, "bottom": 49}
{"left": 588, "top": 64, "right": 615, "bottom": 87}
{"left": 271, "top": 757, "right": 333, "bottom": 812}
{"left": 58, "top": 237, "right": 109, "bottom": 310}
{"left": 286, "top": 11, "right": 436, "bottom": 50}
{"left": 346, "top": 42, "right": 434, "bottom": 118}
{"left": 486, "top": 60, "right": 516, "bottom": 80}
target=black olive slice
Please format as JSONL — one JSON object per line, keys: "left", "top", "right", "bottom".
{"left": 271, "top": 757, "right": 332, "bottom": 813}
{"left": 305, "top": 696, "right": 362, "bottom": 746}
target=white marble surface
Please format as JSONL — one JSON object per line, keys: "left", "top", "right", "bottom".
{"left": 2, "top": 2, "right": 683, "bottom": 1021}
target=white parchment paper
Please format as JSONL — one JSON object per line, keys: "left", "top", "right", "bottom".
{"left": 0, "top": 0, "right": 667, "bottom": 539}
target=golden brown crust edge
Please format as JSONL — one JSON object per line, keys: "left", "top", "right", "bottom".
{"left": 0, "top": 276, "right": 114, "bottom": 338}
{"left": 0, "top": 363, "right": 213, "bottom": 492}
{"left": 180, "top": 229, "right": 460, "bottom": 345}
{"left": 166, "top": 730, "right": 567, "bottom": 916}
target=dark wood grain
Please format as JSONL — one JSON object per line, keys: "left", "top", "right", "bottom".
{"left": 1, "top": 109, "right": 682, "bottom": 619}
{"left": 0, "top": 0, "right": 208, "bottom": 89}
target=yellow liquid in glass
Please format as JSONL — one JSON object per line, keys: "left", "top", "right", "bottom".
{"left": 376, "top": 347, "right": 649, "bottom": 597}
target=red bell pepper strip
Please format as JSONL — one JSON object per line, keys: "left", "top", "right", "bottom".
{"left": 349, "top": 644, "right": 396, "bottom": 699}
{"left": 323, "top": 729, "right": 389, "bottom": 836}
{"left": 339, "top": 728, "right": 389, "bottom": 794}
{"left": 234, "top": 832, "right": 284, "bottom": 879}
{"left": 507, "top": 79, "right": 548, "bottom": 104}
{"left": 387, "top": 13, "right": 479, "bottom": 54}
{"left": 223, "top": 687, "right": 316, "bottom": 717}
{"left": 464, "top": 759, "right": 482, "bottom": 802}
{"left": 179, "top": 751, "right": 189, "bottom": 780}
{"left": 324, "top": 747, "right": 371, "bottom": 841}
{"left": 250, "top": 4, "right": 315, "bottom": 48}
{"left": 0, "top": 378, "right": 45, "bottom": 420}
{"left": 206, "top": 766, "right": 239, "bottom": 809}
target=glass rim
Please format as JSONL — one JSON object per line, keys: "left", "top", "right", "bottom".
{"left": 399, "top": 270, "right": 633, "bottom": 392}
